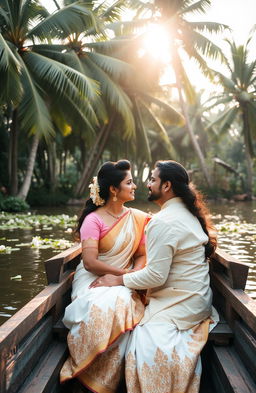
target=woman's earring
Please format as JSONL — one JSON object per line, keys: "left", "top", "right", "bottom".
{"left": 113, "top": 193, "right": 117, "bottom": 202}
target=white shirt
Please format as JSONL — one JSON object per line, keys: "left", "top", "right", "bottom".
{"left": 123, "top": 197, "right": 218, "bottom": 329}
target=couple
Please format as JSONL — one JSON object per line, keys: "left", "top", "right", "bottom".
{"left": 60, "top": 159, "right": 218, "bottom": 393}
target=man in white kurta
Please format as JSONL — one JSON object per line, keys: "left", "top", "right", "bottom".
{"left": 92, "top": 161, "right": 218, "bottom": 393}
{"left": 124, "top": 196, "right": 214, "bottom": 330}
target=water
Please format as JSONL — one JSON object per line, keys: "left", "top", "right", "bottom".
{"left": 0, "top": 201, "right": 255, "bottom": 326}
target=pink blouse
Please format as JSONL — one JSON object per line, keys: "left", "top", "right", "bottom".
{"left": 80, "top": 211, "right": 145, "bottom": 245}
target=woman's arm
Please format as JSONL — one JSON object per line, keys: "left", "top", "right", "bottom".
{"left": 132, "top": 244, "right": 146, "bottom": 271}
{"left": 82, "top": 247, "right": 127, "bottom": 276}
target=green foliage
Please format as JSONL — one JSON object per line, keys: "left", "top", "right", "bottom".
{"left": 27, "top": 187, "right": 70, "bottom": 207}
{"left": 1, "top": 197, "right": 29, "bottom": 212}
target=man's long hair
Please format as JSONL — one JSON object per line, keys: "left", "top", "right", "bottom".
{"left": 156, "top": 160, "right": 217, "bottom": 258}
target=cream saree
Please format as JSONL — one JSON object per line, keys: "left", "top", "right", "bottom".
{"left": 60, "top": 208, "right": 148, "bottom": 392}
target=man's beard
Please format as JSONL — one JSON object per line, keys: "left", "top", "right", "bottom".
{"left": 147, "top": 189, "right": 162, "bottom": 202}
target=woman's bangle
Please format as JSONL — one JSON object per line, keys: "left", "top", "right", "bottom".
{"left": 124, "top": 268, "right": 130, "bottom": 274}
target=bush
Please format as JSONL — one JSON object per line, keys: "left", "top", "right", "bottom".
{"left": 1, "top": 197, "right": 30, "bottom": 212}
{"left": 27, "top": 187, "right": 70, "bottom": 207}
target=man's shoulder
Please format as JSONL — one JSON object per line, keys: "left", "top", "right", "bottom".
{"left": 149, "top": 208, "right": 186, "bottom": 231}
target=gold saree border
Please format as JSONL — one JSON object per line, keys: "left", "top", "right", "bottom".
{"left": 98, "top": 208, "right": 148, "bottom": 259}
{"left": 60, "top": 315, "right": 143, "bottom": 384}
{"left": 78, "top": 373, "right": 113, "bottom": 393}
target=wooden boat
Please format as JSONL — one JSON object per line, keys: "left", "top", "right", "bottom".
{"left": 0, "top": 245, "right": 255, "bottom": 393}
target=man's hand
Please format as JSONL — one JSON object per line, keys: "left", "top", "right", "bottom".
{"left": 89, "top": 274, "right": 124, "bottom": 288}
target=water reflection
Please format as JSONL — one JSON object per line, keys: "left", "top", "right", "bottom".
{"left": 0, "top": 201, "right": 255, "bottom": 325}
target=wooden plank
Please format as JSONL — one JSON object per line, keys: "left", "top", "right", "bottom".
{"left": 208, "top": 323, "right": 233, "bottom": 345}
{"left": 0, "top": 272, "right": 73, "bottom": 358}
{"left": 211, "top": 345, "right": 256, "bottom": 393}
{"left": 53, "top": 319, "right": 68, "bottom": 340}
{"left": 17, "top": 341, "right": 68, "bottom": 393}
{"left": 211, "top": 271, "right": 256, "bottom": 332}
{"left": 44, "top": 244, "right": 81, "bottom": 283}
{"left": 234, "top": 321, "right": 256, "bottom": 383}
{"left": 212, "top": 249, "right": 249, "bottom": 290}
{"left": 5, "top": 316, "right": 53, "bottom": 393}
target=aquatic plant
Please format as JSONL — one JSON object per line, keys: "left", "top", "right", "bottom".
{"left": 0, "top": 212, "right": 77, "bottom": 231}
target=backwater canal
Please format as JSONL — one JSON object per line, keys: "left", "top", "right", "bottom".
{"left": 0, "top": 200, "right": 255, "bottom": 325}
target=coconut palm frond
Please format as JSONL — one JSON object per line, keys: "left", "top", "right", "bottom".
{"left": 85, "top": 38, "right": 133, "bottom": 55}
{"left": 140, "top": 93, "right": 184, "bottom": 126}
{"left": 180, "top": 0, "right": 211, "bottom": 15}
{"left": 0, "top": 35, "right": 23, "bottom": 105}
{"left": 181, "top": 39, "right": 215, "bottom": 80}
{"left": 0, "top": 3, "right": 11, "bottom": 27}
{"left": 243, "top": 60, "right": 256, "bottom": 88}
{"left": 28, "top": 3, "right": 96, "bottom": 40}
{"left": 206, "top": 106, "right": 238, "bottom": 135}
{"left": 189, "top": 29, "right": 225, "bottom": 62}
{"left": 83, "top": 56, "right": 135, "bottom": 138}
{"left": 106, "top": 18, "right": 151, "bottom": 36}
{"left": 33, "top": 44, "right": 85, "bottom": 73}
{"left": 87, "top": 52, "right": 133, "bottom": 80}
{"left": 24, "top": 51, "right": 99, "bottom": 105}
{"left": 214, "top": 70, "right": 238, "bottom": 91}
{"left": 97, "top": 0, "right": 127, "bottom": 21}
{"left": 204, "top": 96, "right": 233, "bottom": 112}
{"left": 53, "top": 89, "right": 99, "bottom": 136}
{"left": 132, "top": 97, "right": 151, "bottom": 161}
{"left": 174, "top": 55, "right": 197, "bottom": 105}
{"left": 18, "top": 64, "right": 54, "bottom": 140}
{"left": 140, "top": 100, "right": 176, "bottom": 156}
{"left": 19, "top": 0, "right": 49, "bottom": 29}
{"left": 189, "top": 21, "right": 230, "bottom": 34}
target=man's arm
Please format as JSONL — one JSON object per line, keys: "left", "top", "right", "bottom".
{"left": 90, "top": 219, "right": 176, "bottom": 289}
{"left": 123, "top": 220, "right": 174, "bottom": 289}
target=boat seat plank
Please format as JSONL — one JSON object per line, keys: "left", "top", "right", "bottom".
{"left": 17, "top": 341, "right": 68, "bottom": 393}
{"left": 211, "top": 345, "right": 256, "bottom": 393}
{"left": 234, "top": 321, "right": 256, "bottom": 383}
{"left": 208, "top": 323, "right": 233, "bottom": 345}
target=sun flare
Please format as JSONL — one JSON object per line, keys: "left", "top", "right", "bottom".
{"left": 140, "top": 24, "right": 171, "bottom": 64}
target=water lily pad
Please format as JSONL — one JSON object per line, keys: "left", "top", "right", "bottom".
{"left": 0, "top": 213, "right": 77, "bottom": 231}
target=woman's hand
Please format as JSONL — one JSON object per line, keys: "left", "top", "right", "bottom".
{"left": 89, "top": 274, "right": 124, "bottom": 288}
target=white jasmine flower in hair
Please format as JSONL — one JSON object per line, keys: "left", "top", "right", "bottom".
{"left": 89, "top": 177, "right": 105, "bottom": 206}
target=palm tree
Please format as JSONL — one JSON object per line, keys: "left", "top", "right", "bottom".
{"left": 128, "top": 0, "right": 229, "bottom": 186}
{"left": 58, "top": 0, "right": 183, "bottom": 197}
{"left": 0, "top": 0, "right": 100, "bottom": 199}
{"left": 206, "top": 36, "right": 256, "bottom": 198}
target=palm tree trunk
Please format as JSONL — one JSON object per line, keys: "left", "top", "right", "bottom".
{"left": 74, "top": 116, "right": 115, "bottom": 198}
{"left": 9, "top": 109, "right": 19, "bottom": 196}
{"left": 174, "top": 71, "right": 212, "bottom": 187}
{"left": 47, "top": 142, "right": 57, "bottom": 191}
{"left": 244, "top": 146, "right": 253, "bottom": 200}
{"left": 242, "top": 109, "right": 253, "bottom": 199}
{"left": 17, "top": 134, "right": 40, "bottom": 200}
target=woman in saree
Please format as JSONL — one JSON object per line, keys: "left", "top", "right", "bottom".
{"left": 60, "top": 160, "right": 149, "bottom": 393}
